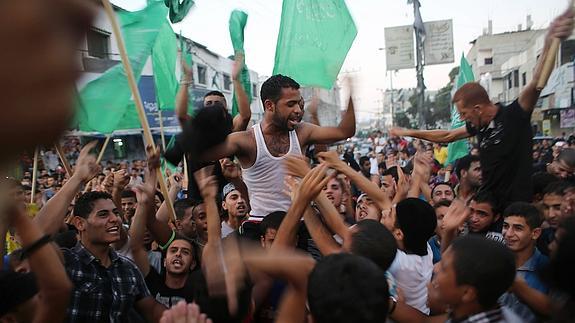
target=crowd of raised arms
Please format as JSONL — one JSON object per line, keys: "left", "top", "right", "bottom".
{"left": 2, "top": 1, "right": 575, "bottom": 323}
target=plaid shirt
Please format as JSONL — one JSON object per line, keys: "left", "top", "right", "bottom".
{"left": 62, "top": 243, "right": 151, "bottom": 323}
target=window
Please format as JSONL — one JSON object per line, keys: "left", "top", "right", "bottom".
{"left": 508, "top": 73, "right": 513, "bottom": 89}
{"left": 522, "top": 72, "right": 527, "bottom": 86}
{"left": 484, "top": 57, "right": 493, "bottom": 65}
{"left": 223, "top": 74, "right": 231, "bottom": 91}
{"left": 513, "top": 70, "right": 519, "bottom": 88}
{"left": 252, "top": 84, "right": 258, "bottom": 97}
{"left": 87, "top": 29, "right": 109, "bottom": 59}
{"left": 197, "top": 65, "right": 207, "bottom": 85}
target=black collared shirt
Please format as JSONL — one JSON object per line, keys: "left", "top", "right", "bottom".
{"left": 466, "top": 100, "right": 533, "bottom": 209}
{"left": 61, "top": 243, "right": 151, "bottom": 323}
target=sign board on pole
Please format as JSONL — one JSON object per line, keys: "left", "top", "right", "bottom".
{"left": 423, "top": 19, "right": 454, "bottom": 65}
{"left": 384, "top": 25, "right": 415, "bottom": 71}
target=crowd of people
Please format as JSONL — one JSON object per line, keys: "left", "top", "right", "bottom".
{"left": 2, "top": 1, "right": 575, "bottom": 323}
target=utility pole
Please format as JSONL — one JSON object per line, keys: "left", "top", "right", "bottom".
{"left": 412, "top": 0, "right": 426, "bottom": 128}
{"left": 389, "top": 70, "right": 395, "bottom": 127}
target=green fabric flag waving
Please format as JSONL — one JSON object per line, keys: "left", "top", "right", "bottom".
{"left": 229, "top": 10, "right": 252, "bottom": 117}
{"left": 164, "top": 0, "right": 195, "bottom": 23}
{"left": 77, "top": 2, "right": 167, "bottom": 133}
{"left": 446, "top": 54, "right": 475, "bottom": 165}
{"left": 272, "top": 0, "right": 357, "bottom": 89}
{"left": 152, "top": 21, "right": 179, "bottom": 111}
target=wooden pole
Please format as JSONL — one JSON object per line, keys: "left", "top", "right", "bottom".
{"left": 158, "top": 110, "right": 167, "bottom": 152}
{"left": 30, "top": 147, "right": 39, "bottom": 205}
{"left": 536, "top": 0, "right": 575, "bottom": 90}
{"left": 96, "top": 135, "right": 112, "bottom": 165}
{"left": 102, "top": 0, "right": 176, "bottom": 223}
{"left": 54, "top": 143, "right": 73, "bottom": 177}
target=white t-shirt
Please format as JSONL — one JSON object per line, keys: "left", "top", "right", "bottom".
{"left": 370, "top": 157, "right": 379, "bottom": 175}
{"left": 388, "top": 243, "right": 433, "bottom": 314}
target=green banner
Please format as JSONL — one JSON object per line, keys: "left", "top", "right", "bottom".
{"left": 77, "top": 2, "right": 167, "bottom": 133}
{"left": 164, "top": 0, "right": 195, "bottom": 23}
{"left": 446, "top": 54, "right": 475, "bottom": 165}
{"left": 272, "top": 0, "right": 357, "bottom": 89}
{"left": 152, "top": 22, "right": 179, "bottom": 111}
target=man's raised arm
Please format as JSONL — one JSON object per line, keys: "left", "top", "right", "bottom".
{"left": 199, "top": 131, "right": 243, "bottom": 162}
{"left": 231, "top": 53, "right": 251, "bottom": 132}
{"left": 389, "top": 126, "right": 470, "bottom": 144}
{"left": 303, "top": 95, "right": 356, "bottom": 144}
{"left": 520, "top": 9, "right": 574, "bottom": 113}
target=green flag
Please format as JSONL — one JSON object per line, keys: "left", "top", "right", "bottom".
{"left": 152, "top": 21, "right": 179, "bottom": 111}
{"left": 229, "top": 10, "right": 252, "bottom": 117}
{"left": 272, "top": 0, "right": 357, "bottom": 89}
{"left": 161, "top": 135, "right": 178, "bottom": 177}
{"left": 446, "top": 54, "right": 475, "bottom": 165}
{"left": 77, "top": 2, "right": 167, "bottom": 133}
{"left": 164, "top": 0, "right": 195, "bottom": 23}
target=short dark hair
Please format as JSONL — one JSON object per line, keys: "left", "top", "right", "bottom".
{"left": 382, "top": 166, "right": 400, "bottom": 183}
{"left": 260, "top": 74, "right": 300, "bottom": 106}
{"left": 350, "top": 219, "right": 397, "bottom": 271}
{"left": 121, "top": 190, "right": 136, "bottom": 199}
{"left": 395, "top": 198, "right": 437, "bottom": 256}
{"left": 455, "top": 154, "right": 480, "bottom": 179}
{"left": 431, "top": 182, "right": 455, "bottom": 197}
{"left": 308, "top": 253, "right": 389, "bottom": 323}
{"left": 471, "top": 190, "right": 499, "bottom": 215}
{"left": 155, "top": 190, "right": 164, "bottom": 203}
{"left": 174, "top": 198, "right": 203, "bottom": 220}
{"left": 73, "top": 191, "right": 114, "bottom": 219}
{"left": 543, "top": 181, "right": 570, "bottom": 197}
{"left": 259, "top": 211, "right": 286, "bottom": 236}
{"left": 452, "top": 82, "right": 491, "bottom": 107}
{"left": 433, "top": 199, "right": 452, "bottom": 209}
{"left": 204, "top": 90, "right": 225, "bottom": 99}
{"left": 532, "top": 172, "right": 558, "bottom": 198}
{"left": 450, "top": 236, "right": 516, "bottom": 309}
{"left": 359, "top": 156, "right": 370, "bottom": 166}
{"left": 503, "top": 202, "right": 543, "bottom": 230}
{"left": 557, "top": 148, "right": 575, "bottom": 169}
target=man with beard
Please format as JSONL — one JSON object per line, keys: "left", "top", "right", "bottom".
{"left": 220, "top": 183, "right": 248, "bottom": 238}
{"left": 202, "top": 74, "right": 356, "bottom": 223}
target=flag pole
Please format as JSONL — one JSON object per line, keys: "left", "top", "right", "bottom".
{"left": 96, "top": 135, "right": 112, "bottom": 165}
{"left": 102, "top": 0, "right": 177, "bottom": 223}
{"left": 30, "top": 147, "right": 39, "bottom": 205}
{"left": 158, "top": 110, "right": 167, "bottom": 152}
{"left": 54, "top": 143, "right": 73, "bottom": 177}
{"left": 537, "top": 0, "right": 575, "bottom": 90}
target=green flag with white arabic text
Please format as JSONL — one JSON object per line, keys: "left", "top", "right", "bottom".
{"left": 272, "top": 0, "right": 357, "bottom": 89}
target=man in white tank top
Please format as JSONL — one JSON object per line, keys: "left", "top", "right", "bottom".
{"left": 201, "top": 74, "right": 356, "bottom": 222}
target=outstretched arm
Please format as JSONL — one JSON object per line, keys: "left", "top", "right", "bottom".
{"left": 303, "top": 95, "right": 356, "bottom": 145}
{"left": 34, "top": 141, "right": 100, "bottom": 235}
{"left": 389, "top": 126, "right": 470, "bottom": 144}
{"left": 176, "top": 50, "right": 193, "bottom": 126}
{"left": 231, "top": 52, "right": 251, "bottom": 132}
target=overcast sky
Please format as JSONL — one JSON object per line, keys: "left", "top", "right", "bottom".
{"left": 114, "top": 0, "right": 570, "bottom": 119}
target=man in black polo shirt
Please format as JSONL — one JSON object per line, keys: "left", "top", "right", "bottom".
{"left": 390, "top": 10, "right": 574, "bottom": 208}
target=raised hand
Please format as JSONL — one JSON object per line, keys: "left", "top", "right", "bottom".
{"left": 441, "top": 199, "right": 471, "bottom": 233}
{"left": 113, "top": 169, "right": 130, "bottom": 191}
{"left": 73, "top": 141, "right": 100, "bottom": 184}
{"left": 284, "top": 175, "right": 301, "bottom": 202}
{"left": 193, "top": 166, "right": 217, "bottom": 200}
{"left": 317, "top": 150, "right": 344, "bottom": 170}
{"left": 298, "top": 164, "right": 333, "bottom": 204}
{"left": 413, "top": 151, "right": 433, "bottom": 181}
{"left": 394, "top": 166, "right": 410, "bottom": 202}
{"left": 168, "top": 172, "right": 183, "bottom": 192}
{"left": 160, "top": 301, "right": 212, "bottom": 323}
{"left": 548, "top": 6, "right": 574, "bottom": 40}
{"left": 284, "top": 155, "right": 311, "bottom": 178}
{"left": 146, "top": 145, "right": 161, "bottom": 172}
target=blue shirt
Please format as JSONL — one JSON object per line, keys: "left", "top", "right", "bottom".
{"left": 429, "top": 235, "right": 442, "bottom": 264}
{"left": 499, "top": 248, "right": 549, "bottom": 323}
